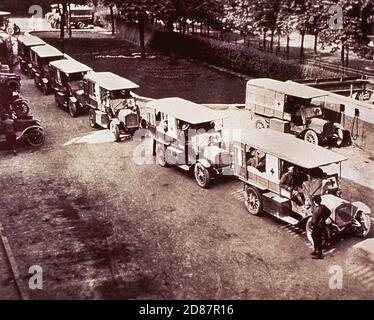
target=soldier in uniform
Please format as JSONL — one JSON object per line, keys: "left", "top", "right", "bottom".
{"left": 311, "top": 195, "right": 332, "bottom": 260}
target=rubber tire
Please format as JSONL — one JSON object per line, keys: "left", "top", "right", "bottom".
{"left": 353, "top": 212, "right": 372, "bottom": 238}
{"left": 306, "top": 217, "right": 331, "bottom": 249}
{"left": 244, "top": 185, "right": 263, "bottom": 216}
{"left": 88, "top": 109, "right": 97, "bottom": 128}
{"left": 68, "top": 101, "right": 78, "bottom": 118}
{"left": 6, "top": 80, "right": 20, "bottom": 92}
{"left": 194, "top": 163, "right": 211, "bottom": 188}
{"left": 12, "top": 100, "right": 30, "bottom": 118}
{"left": 110, "top": 122, "right": 121, "bottom": 142}
{"left": 77, "top": 21, "right": 85, "bottom": 29}
{"left": 255, "top": 119, "right": 268, "bottom": 130}
{"left": 156, "top": 143, "right": 167, "bottom": 167}
{"left": 42, "top": 83, "right": 49, "bottom": 95}
{"left": 304, "top": 130, "right": 319, "bottom": 145}
{"left": 26, "top": 128, "right": 45, "bottom": 147}
{"left": 6, "top": 26, "right": 15, "bottom": 36}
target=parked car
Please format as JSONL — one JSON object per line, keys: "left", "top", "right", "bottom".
{"left": 0, "top": 32, "right": 14, "bottom": 67}
{"left": 144, "top": 97, "right": 231, "bottom": 188}
{"left": 49, "top": 5, "right": 94, "bottom": 29}
{"left": 247, "top": 78, "right": 348, "bottom": 146}
{"left": 0, "top": 11, "right": 20, "bottom": 35}
{"left": 232, "top": 129, "right": 371, "bottom": 245}
{"left": 84, "top": 72, "right": 140, "bottom": 140}
{"left": 49, "top": 59, "right": 92, "bottom": 117}
{"left": 17, "top": 35, "right": 46, "bottom": 76}
{"left": 0, "top": 115, "right": 45, "bottom": 147}
{"left": 30, "top": 44, "right": 65, "bottom": 94}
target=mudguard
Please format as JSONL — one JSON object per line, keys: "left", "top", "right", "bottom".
{"left": 69, "top": 96, "right": 78, "bottom": 104}
{"left": 197, "top": 159, "right": 211, "bottom": 169}
{"left": 352, "top": 201, "right": 371, "bottom": 215}
{"left": 307, "top": 118, "right": 326, "bottom": 135}
{"left": 18, "top": 125, "right": 44, "bottom": 140}
{"left": 111, "top": 118, "right": 121, "bottom": 126}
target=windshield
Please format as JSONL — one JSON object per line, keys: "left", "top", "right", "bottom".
{"left": 68, "top": 80, "right": 83, "bottom": 93}
{"left": 110, "top": 89, "right": 132, "bottom": 100}
{"left": 68, "top": 72, "right": 85, "bottom": 82}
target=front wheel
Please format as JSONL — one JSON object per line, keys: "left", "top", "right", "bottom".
{"left": 88, "top": 109, "right": 97, "bottom": 128}
{"left": 304, "top": 130, "right": 319, "bottom": 145}
{"left": 352, "top": 212, "right": 371, "bottom": 238}
{"left": 6, "top": 26, "right": 15, "bottom": 35}
{"left": 306, "top": 217, "right": 331, "bottom": 249}
{"left": 68, "top": 101, "right": 78, "bottom": 117}
{"left": 194, "top": 163, "right": 211, "bottom": 188}
{"left": 41, "top": 83, "right": 49, "bottom": 95}
{"left": 110, "top": 122, "right": 121, "bottom": 142}
{"left": 244, "top": 185, "right": 263, "bottom": 215}
{"left": 255, "top": 119, "right": 268, "bottom": 130}
{"left": 26, "top": 128, "right": 45, "bottom": 147}
{"left": 156, "top": 143, "right": 167, "bottom": 167}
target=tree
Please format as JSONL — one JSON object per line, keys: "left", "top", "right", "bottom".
{"left": 112, "top": 0, "right": 172, "bottom": 58}
{"left": 320, "top": 0, "right": 374, "bottom": 67}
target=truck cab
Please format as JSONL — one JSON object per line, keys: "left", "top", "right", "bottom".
{"left": 246, "top": 78, "right": 346, "bottom": 146}
{"left": 145, "top": 97, "right": 231, "bottom": 188}
{"left": 30, "top": 44, "right": 65, "bottom": 94}
{"left": 49, "top": 59, "right": 92, "bottom": 117}
{"left": 84, "top": 72, "right": 141, "bottom": 141}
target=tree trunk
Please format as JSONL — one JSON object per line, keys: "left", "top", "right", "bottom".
{"left": 60, "top": 2, "right": 67, "bottom": 53}
{"left": 191, "top": 22, "right": 195, "bottom": 35}
{"left": 68, "top": 3, "right": 72, "bottom": 38}
{"left": 277, "top": 33, "right": 280, "bottom": 53}
{"left": 341, "top": 44, "right": 345, "bottom": 67}
{"left": 286, "top": 33, "right": 290, "bottom": 57}
{"left": 263, "top": 30, "right": 266, "bottom": 50}
{"left": 138, "top": 17, "right": 146, "bottom": 59}
{"left": 314, "top": 33, "right": 318, "bottom": 54}
{"left": 270, "top": 29, "right": 274, "bottom": 53}
{"left": 300, "top": 30, "right": 305, "bottom": 61}
{"left": 345, "top": 46, "right": 349, "bottom": 68}
{"left": 207, "top": 24, "right": 210, "bottom": 38}
{"left": 110, "top": 5, "right": 115, "bottom": 35}
{"left": 200, "top": 22, "right": 203, "bottom": 36}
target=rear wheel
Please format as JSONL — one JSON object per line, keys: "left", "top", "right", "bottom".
{"left": 11, "top": 100, "right": 29, "bottom": 118}
{"left": 68, "top": 101, "right": 78, "bottom": 117}
{"left": 110, "top": 122, "right": 120, "bottom": 142}
{"left": 194, "top": 163, "right": 211, "bottom": 188}
{"left": 244, "top": 185, "right": 263, "bottom": 215}
{"left": 304, "top": 130, "right": 319, "bottom": 145}
{"left": 352, "top": 211, "right": 371, "bottom": 238}
{"left": 306, "top": 217, "right": 331, "bottom": 249}
{"left": 26, "top": 128, "right": 45, "bottom": 147}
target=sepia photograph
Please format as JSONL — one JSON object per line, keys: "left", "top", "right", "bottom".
{"left": 0, "top": 0, "right": 373, "bottom": 306}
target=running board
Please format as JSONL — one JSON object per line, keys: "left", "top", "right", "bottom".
{"left": 278, "top": 216, "right": 299, "bottom": 225}
{"left": 178, "top": 165, "right": 190, "bottom": 171}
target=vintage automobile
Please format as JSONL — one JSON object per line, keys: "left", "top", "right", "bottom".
{"left": 49, "top": 59, "right": 92, "bottom": 117}
{"left": 232, "top": 129, "right": 371, "bottom": 244}
{"left": 0, "top": 33, "right": 14, "bottom": 67}
{"left": 17, "top": 35, "right": 46, "bottom": 76}
{"left": 84, "top": 72, "right": 141, "bottom": 140}
{"left": 49, "top": 5, "right": 94, "bottom": 29}
{"left": 0, "top": 11, "right": 20, "bottom": 35}
{"left": 30, "top": 44, "right": 65, "bottom": 94}
{"left": 0, "top": 114, "right": 45, "bottom": 147}
{"left": 144, "top": 97, "right": 231, "bottom": 188}
{"left": 246, "top": 78, "right": 347, "bottom": 146}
